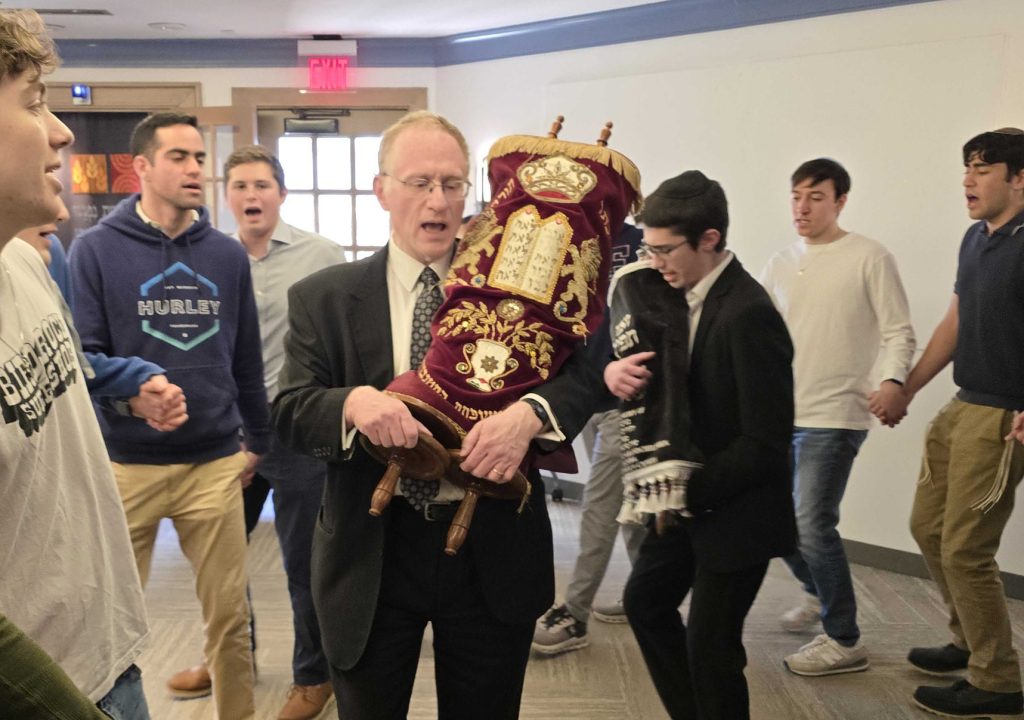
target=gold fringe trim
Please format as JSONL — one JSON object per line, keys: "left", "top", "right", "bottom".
{"left": 487, "top": 134, "right": 643, "bottom": 213}
{"left": 970, "top": 438, "right": 1015, "bottom": 513}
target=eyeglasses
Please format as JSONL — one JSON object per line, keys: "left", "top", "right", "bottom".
{"left": 381, "top": 173, "right": 472, "bottom": 199}
{"left": 637, "top": 239, "right": 688, "bottom": 259}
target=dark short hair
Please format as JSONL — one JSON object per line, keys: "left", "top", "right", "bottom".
{"left": 791, "top": 158, "right": 850, "bottom": 198}
{"left": 638, "top": 170, "right": 728, "bottom": 252}
{"left": 224, "top": 145, "right": 286, "bottom": 191}
{"left": 962, "top": 128, "right": 1024, "bottom": 179}
{"left": 130, "top": 112, "right": 198, "bottom": 159}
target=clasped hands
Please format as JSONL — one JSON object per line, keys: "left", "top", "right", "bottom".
{"left": 128, "top": 374, "right": 188, "bottom": 432}
{"left": 867, "top": 380, "right": 910, "bottom": 428}
{"left": 345, "top": 385, "right": 541, "bottom": 483}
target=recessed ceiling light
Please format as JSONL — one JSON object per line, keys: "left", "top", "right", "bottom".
{"left": 148, "top": 22, "right": 186, "bottom": 32}
{"left": 35, "top": 9, "right": 114, "bottom": 16}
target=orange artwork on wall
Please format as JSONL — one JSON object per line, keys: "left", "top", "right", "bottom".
{"left": 109, "top": 153, "right": 140, "bottom": 194}
{"left": 71, "top": 154, "right": 109, "bottom": 194}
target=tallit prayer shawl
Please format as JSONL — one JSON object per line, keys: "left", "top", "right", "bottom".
{"left": 609, "top": 261, "right": 705, "bottom": 524}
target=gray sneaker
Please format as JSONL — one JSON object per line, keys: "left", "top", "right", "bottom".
{"left": 532, "top": 604, "right": 589, "bottom": 655}
{"left": 784, "top": 634, "right": 870, "bottom": 676}
{"left": 592, "top": 599, "right": 628, "bottom": 624}
{"left": 780, "top": 593, "right": 822, "bottom": 633}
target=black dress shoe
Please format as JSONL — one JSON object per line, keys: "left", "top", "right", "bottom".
{"left": 908, "top": 643, "right": 971, "bottom": 675}
{"left": 914, "top": 679, "right": 1023, "bottom": 718}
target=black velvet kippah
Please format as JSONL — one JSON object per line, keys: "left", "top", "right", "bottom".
{"left": 647, "top": 170, "right": 716, "bottom": 201}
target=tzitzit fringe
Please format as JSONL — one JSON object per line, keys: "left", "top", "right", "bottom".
{"left": 487, "top": 134, "right": 643, "bottom": 212}
{"left": 970, "top": 438, "right": 1016, "bottom": 513}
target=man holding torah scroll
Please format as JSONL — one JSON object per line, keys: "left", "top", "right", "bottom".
{"left": 272, "top": 110, "right": 637, "bottom": 720}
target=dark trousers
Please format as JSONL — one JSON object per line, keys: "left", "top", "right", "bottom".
{"left": 243, "top": 436, "right": 330, "bottom": 685}
{"left": 624, "top": 521, "right": 767, "bottom": 720}
{"left": 330, "top": 498, "right": 534, "bottom": 720}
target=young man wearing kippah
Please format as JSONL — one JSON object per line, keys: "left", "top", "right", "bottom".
{"left": 605, "top": 170, "right": 795, "bottom": 720}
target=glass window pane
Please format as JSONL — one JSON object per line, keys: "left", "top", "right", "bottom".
{"left": 202, "top": 180, "right": 215, "bottom": 216}
{"left": 354, "top": 249, "right": 378, "bottom": 260}
{"left": 280, "top": 192, "right": 316, "bottom": 233}
{"left": 354, "top": 136, "right": 381, "bottom": 190}
{"left": 216, "top": 181, "right": 238, "bottom": 235}
{"left": 355, "top": 194, "right": 389, "bottom": 248}
{"left": 317, "top": 194, "right": 353, "bottom": 247}
{"left": 316, "top": 137, "right": 352, "bottom": 190}
{"left": 214, "top": 126, "right": 235, "bottom": 180}
{"left": 278, "top": 136, "right": 314, "bottom": 190}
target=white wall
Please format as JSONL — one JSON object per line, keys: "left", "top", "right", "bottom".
{"left": 50, "top": 0, "right": 1024, "bottom": 570}
{"left": 438, "top": 0, "right": 1024, "bottom": 569}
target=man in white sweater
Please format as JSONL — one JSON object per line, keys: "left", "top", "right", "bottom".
{"left": 759, "top": 158, "right": 916, "bottom": 676}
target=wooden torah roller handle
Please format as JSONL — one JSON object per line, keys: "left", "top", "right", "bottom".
{"left": 361, "top": 392, "right": 464, "bottom": 517}
{"left": 361, "top": 432, "right": 450, "bottom": 517}
{"left": 443, "top": 451, "right": 531, "bottom": 555}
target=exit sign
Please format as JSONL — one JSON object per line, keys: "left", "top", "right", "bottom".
{"left": 307, "top": 56, "right": 348, "bottom": 91}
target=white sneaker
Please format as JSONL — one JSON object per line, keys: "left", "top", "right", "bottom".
{"left": 592, "top": 599, "right": 628, "bottom": 624}
{"left": 780, "top": 593, "right": 822, "bottom": 633}
{"left": 784, "top": 634, "right": 869, "bottom": 676}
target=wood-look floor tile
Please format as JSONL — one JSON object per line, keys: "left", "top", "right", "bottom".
{"left": 137, "top": 498, "right": 1024, "bottom": 719}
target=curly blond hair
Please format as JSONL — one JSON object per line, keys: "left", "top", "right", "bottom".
{"left": 0, "top": 9, "right": 58, "bottom": 81}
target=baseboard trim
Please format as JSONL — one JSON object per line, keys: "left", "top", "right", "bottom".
{"left": 541, "top": 473, "right": 585, "bottom": 502}
{"left": 843, "top": 539, "right": 1024, "bottom": 600}
{"left": 542, "top": 476, "right": 1024, "bottom": 601}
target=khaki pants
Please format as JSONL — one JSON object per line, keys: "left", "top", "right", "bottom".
{"left": 909, "top": 398, "right": 1024, "bottom": 693}
{"left": 113, "top": 452, "right": 255, "bottom": 720}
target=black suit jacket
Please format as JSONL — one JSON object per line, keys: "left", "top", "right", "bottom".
{"left": 271, "top": 246, "right": 600, "bottom": 670}
{"left": 684, "top": 258, "right": 797, "bottom": 572}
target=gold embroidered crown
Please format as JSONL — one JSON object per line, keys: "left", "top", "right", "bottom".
{"left": 486, "top": 117, "right": 643, "bottom": 213}
{"left": 516, "top": 154, "right": 597, "bottom": 204}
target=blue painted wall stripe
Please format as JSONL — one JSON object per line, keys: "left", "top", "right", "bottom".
{"left": 55, "top": 0, "right": 938, "bottom": 69}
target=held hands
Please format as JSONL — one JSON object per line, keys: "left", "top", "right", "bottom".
{"left": 1006, "top": 412, "right": 1024, "bottom": 445}
{"left": 867, "top": 380, "right": 910, "bottom": 428}
{"left": 459, "top": 400, "right": 541, "bottom": 484}
{"left": 129, "top": 374, "right": 188, "bottom": 431}
{"left": 346, "top": 385, "right": 430, "bottom": 448}
{"left": 604, "top": 351, "right": 655, "bottom": 401}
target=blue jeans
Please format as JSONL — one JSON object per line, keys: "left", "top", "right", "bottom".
{"left": 97, "top": 664, "right": 150, "bottom": 720}
{"left": 782, "top": 427, "right": 867, "bottom": 646}
{"left": 243, "top": 433, "right": 330, "bottom": 685}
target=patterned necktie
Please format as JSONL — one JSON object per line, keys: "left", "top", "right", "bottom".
{"left": 409, "top": 266, "right": 443, "bottom": 370}
{"left": 402, "top": 266, "right": 444, "bottom": 511}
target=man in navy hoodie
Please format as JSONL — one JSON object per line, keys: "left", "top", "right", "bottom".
{"left": 70, "top": 112, "right": 270, "bottom": 720}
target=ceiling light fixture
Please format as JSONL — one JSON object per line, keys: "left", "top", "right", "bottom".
{"left": 35, "top": 9, "right": 114, "bottom": 16}
{"left": 148, "top": 21, "right": 187, "bottom": 32}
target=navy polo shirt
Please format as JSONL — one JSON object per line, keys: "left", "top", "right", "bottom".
{"left": 954, "top": 208, "right": 1024, "bottom": 410}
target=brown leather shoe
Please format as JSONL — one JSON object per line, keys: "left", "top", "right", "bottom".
{"left": 166, "top": 663, "right": 212, "bottom": 699}
{"left": 278, "top": 682, "right": 334, "bottom": 720}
